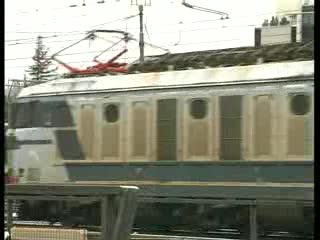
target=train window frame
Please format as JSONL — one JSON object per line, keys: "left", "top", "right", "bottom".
{"left": 51, "top": 102, "right": 75, "bottom": 127}
{"left": 290, "top": 94, "right": 311, "bottom": 116}
{"left": 12, "top": 100, "right": 75, "bottom": 128}
{"left": 30, "top": 101, "right": 42, "bottom": 127}
{"left": 189, "top": 98, "right": 208, "bottom": 120}
{"left": 104, "top": 103, "right": 120, "bottom": 123}
{"left": 13, "top": 102, "right": 32, "bottom": 128}
{"left": 131, "top": 101, "right": 149, "bottom": 158}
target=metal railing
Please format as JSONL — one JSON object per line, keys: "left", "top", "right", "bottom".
{"left": 5, "top": 183, "right": 139, "bottom": 240}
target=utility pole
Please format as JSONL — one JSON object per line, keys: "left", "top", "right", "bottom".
{"left": 23, "top": 74, "right": 27, "bottom": 87}
{"left": 139, "top": 5, "right": 144, "bottom": 63}
{"left": 131, "top": 0, "right": 151, "bottom": 63}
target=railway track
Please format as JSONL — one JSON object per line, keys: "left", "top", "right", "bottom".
{"left": 129, "top": 231, "right": 313, "bottom": 240}
{"left": 5, "top": 221, "right": 313, "bottom": 240}
{"left": 93, "top": 232, "right": 313, "bottom": 240}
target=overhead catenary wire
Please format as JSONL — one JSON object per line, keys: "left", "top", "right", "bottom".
{"left": 5, "top": 31, "right": 303, "bottom": 62}
{"left": 6, "top": 56, "right": 140, "bottom": 69}
{"left": 6, "top": 0, "right": 124, "bottom": 16}
{"left": 5, "top": 9, "right": 312, "bottom": 37}
{"left": 3, "top": 22, "right": 276, "bottom": 47}
{"left": 6, "top": 37, "right": 308, "bottom": 70}
{"left": 6, "top": 1, "right": 312, "bottom": 19}
{"left": 5, "top": 9, "right": 310, "bottom": 48}
{"left": 5, "top": 33, "right": 84, "bottom": 43}
{"left": 6, "top": 15, "right": 139, "bottom": 40}
{"left": 5, "top": 17, "right": 139, "bottom": 50}
{"left": 5, "top": 32, "right": 304, "bottom": 69}
{"left": 6, "top": 2, "right": 312, "bottom": 70}
{"left": 5, "top": 22, "right": 301, "bottom": 48}
{"left": 6, "top": 14, "right": 139, "bottom": 37}
{"left": 6, "top": 8, "right": 313, "bottom": 33}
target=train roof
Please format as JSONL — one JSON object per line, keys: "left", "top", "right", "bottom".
{"left": 18, "top": 42, "right": 314, "bottom": 98}
{"left": 129, "top": 41, "right": 314, "bottom": 73}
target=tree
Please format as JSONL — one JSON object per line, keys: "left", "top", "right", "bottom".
{"left": 26, "top": 36, "right": 57, "bottom": 83}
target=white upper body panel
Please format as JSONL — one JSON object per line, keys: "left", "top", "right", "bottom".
{"left": 18, "top": 60, "right": 314, "bottom": 98}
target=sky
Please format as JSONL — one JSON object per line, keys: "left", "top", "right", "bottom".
{"left": 5, "top": 0, "right": 310, "bottom": 82}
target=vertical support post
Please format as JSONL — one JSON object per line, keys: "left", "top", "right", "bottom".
{"left": 111, "top": 188, "right": 139, "bottom": 240}
{"left": 107, "top": 196, "right": 117, "bottom": 240}
{"left": 254, "top": 28, "right": 261, "bottom": 47}
{"left": 101, "top": 196, "right": 117, "bottom": 240}
{"left": 23, "top": 74, "right": 27, "bottom": 87}
{"left": 7, "top": 199, "right": 13, "bottom": 236}
{"left": 100, "top": 197, "right": 108, "bottom": 240}
{"left": 250, "top": 204, "right": 258, "bottom": 240}
{"left": 139, "top": 5, "right": 144, "bottom": 63}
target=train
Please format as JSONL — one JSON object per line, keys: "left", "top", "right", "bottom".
{"left": 6, "top": 42, "right": 314, "bottom": 235}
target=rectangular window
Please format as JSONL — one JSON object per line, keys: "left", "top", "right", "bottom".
{"left": 132, "top": 101, "right": 148, "bottom": 157}
{"left": 254, "top": 95, "right": 272, "bottom": 156}
{"left": 51, "top": 102, "right": 75, "bottom": 127}
{"left": 187, "top": 98, "right": 209, "bottom": 157}
{"left": 55, "top": 130, "right": 85, "bottom": 160}
{"left": 219, "top": 95, "right": 242, "bottom": 160}
{"left": 287, "top": 93, "right": 312, "bottom": 156}
{"left": 80, "top": 104, "right": 96, "bottom": 159}
{"left": 13, "top": 102, "right": 32, "bottom": 128}
{"left": 12, "top": 100, "right": 75, "bottom": 128}
{"left": 157, "top": 99, "right": 177, "bottom": 161}
{"left": 102, "top": 103, "right": 121, "bottom": 159}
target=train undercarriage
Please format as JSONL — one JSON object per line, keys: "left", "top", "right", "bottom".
{"left": 16, "top": 196, "right": 314, "bottom": 237}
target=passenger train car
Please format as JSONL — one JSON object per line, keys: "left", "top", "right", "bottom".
{"left": 6, "top": 43, "right": 314, "bottom": 234}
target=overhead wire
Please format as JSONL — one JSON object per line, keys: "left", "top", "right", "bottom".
{"left": 6, "top": 0, "right": 121, "bottom": 16}
{"left": 5, "top": 20, "right": 301, "bottom": 48}
{"left": 5, "top": 9, "right": 312, "bottom": 37}
{"left": 6, "top": 31, "right": 303, "bottom": 69}
{"left": 6, "top": 55, "right": 140, "bottom": 69}
{"left": 5, "top": 33, "right": 84, "bottom": 42}
{"left": 5, "top": 15, "right": 139, "bottom": 46}
{"left": 5, "top": 29, "right": 301, "bottom": 56}
{"left": 6, "top": 2, "right": 311, "bottom": 19}
{"left": 6, "top": 36, "right": 305, "bottom": 70}
{"left": 90, "top": 14, "right": 139, "bottom": 28}
{"left": 6, "top": 12, "right": 139, "bottom": 33}
{"left": 6, "top": 9, "right": 313, "bottom": 32}
{"left": 5, "top": 9, "right": 310, "bottom": 49}
{"left": 6, "top": 4, "right": 312, "bottom": 69}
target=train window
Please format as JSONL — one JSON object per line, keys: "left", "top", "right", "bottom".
{"left": 30, "top": 101, "right": 42, "bottom": 127}
{"left": 254, "top": 95, "right": 272, "bottom": 156}
{"left": 14, "top": 102, "right": 31, "bottom": 128}
{"left": 80, "top": 104, "right": 96, "bottom": 159}
{"left": 51, "top": 102, "right": 75, "bottom": 127}
{"left": 132, "top": 101, "right": 148, "bottom": 157}
{"left": 290, "top": 94, "right": 310, "bottom": 116}
{"left": 157, "top": 99, "right": 177, "bottom": 161}
{"left": 219, "top": 95, "right": 243, "bottom": 160}
{"left": 104, "top": 104, "right": 119, "bottom": 123}
{"left": 12, "top": 100, "right": 75, "bottom": 128}
{"left": 190, "top": 99, "right": 208, "bottom": 119}
{"left": 55, "top": 130, "right": 85, "bottom": 160}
